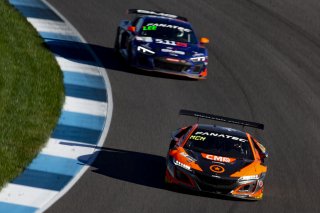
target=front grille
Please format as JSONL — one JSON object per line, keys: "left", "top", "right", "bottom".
{"left": 198, "top": 183, "right": 232, "bottom": 194}
{"left": 195, "top": 172, "right": 238, "bottom": 193}
{"left": 138, "top": 56, "right": 150, "bottom": 66}
{"left": 193, "top": 64, "right": 204, "bottom": 73}
{"left": 154, "top": 58, "right": 191, "bottom": 72}
{"left": 195, "top": 172, "right": 237, "bottom": 186}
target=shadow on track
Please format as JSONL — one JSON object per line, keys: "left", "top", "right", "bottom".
{"left": 58, "top": 141, "right": 250, "bottom": 202}
{"left": 80, "top": 147, "right": 167, "bottom": 189}
{"left": 44, "top": 39, "right": 197, "bottom": 81}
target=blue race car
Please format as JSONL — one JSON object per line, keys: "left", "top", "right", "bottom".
{"left": 114, "top": 9, "right": 210, "bottom": 79}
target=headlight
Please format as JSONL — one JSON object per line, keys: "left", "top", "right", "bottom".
{"left": 190, "top": 56, "right": 207, "bottom": 62}
{"left": 238, "top": 174, "right": 261, "bottom": 181}
{"left": 137, "top": 46, "right": 155, "bottom": 55}
{"left": 135, "top": 36, "right": 153, "bottom": 42}
{"left": 173, "top": 159, "right": 191, "bottom": 171}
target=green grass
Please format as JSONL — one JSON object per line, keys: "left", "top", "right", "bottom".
{"left": 0, "top": 1, "right": 64, "bottom": 188}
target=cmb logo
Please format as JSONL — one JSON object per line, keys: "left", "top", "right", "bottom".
{"left": 210, "top": 165, "right": 225, "bottom": 173}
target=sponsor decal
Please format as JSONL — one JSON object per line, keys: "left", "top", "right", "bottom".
{"left": 142, "top": 25, "right": 157, "bottom": 31}
{"left": 135, "top": 36, "right": 153, "bottom": 42}
{"left": 189, "top": 135, "right": 206, "bottom": 141}
{"left": 194, "top": 131, "right": 248, "bottom": 142}
{"left": 161, "top": 48, "right": 185, "bottom": 55}
{"left": 155, "top": 39, "right": 187, "bottom": 47}
{"left": 210, "top": 165, "right": 225, "bottom": 173}
{"left": 192, "top": 52, "right": 204, "bottom": 57}
{"left": 146, "top": 23, "right": 192, "bottom": 32}
{"left": 190, "top": 56, "right": 206, "bottom": 62}
{"left": 176, "top": 42, "right": 187, "bottom": 47}
{"left": 201, "top": 153, "right": 236, "bottom": 163}
{"left": 173, "top": 159, "right": 191, "bottom": 171}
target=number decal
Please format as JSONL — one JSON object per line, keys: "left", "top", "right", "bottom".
{"left": 155, "top": 39, "right": 176, "bottom": 45}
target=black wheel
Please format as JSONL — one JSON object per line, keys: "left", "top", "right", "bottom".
{"left": 127, "top": 43, "right": 133, "bottom": 65}
{"left": 114, "top": 27, "right": 120, "bottom": 53}
{"left": 164, "top": 176, "right": 173, "bottom": 189}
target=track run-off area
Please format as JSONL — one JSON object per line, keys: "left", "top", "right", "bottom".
{"left": 46, "top": 0, "right": 320, "bottom": 212}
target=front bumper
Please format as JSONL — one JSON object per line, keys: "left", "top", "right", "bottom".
{"left": 165, "top": 162, "right": 264, "bottom": 200}
{"left": 132, "top": 54, "right": 207, "bottom": 79}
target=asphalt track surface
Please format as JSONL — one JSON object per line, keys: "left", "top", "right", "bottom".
{"left": 46, "top": 0, "right": 320, "bottom": 212}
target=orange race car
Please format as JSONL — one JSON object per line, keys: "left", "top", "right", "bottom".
{"left": 165, "top": 110, "right": 268, "bottom": 200}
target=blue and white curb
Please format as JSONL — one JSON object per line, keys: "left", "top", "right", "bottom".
{"left": 0, "top": 0, "right": 113, "bottom": 212}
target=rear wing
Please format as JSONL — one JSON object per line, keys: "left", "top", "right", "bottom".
{"left": 127, "top": 9, "right": 188, "bottom": 21}
{"left": 179, "top": 109, "right": 264, "bottom": 130}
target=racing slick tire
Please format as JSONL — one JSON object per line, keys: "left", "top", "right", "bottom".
{"left": 114, "top": 27, "right": 120, "bottom": 53}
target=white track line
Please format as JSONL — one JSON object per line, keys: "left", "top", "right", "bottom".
{"left": 41, "top": 138, "right": 96, "bottom": 160}
{"left": 0, "top": 184, "right": 58, "bottom": 208}
{"left": 0, "top": 0, "right": 113, "bottom": 212}
{"left": 56, "top": 56, "right": 102, "bottom": 76}
{"left": 37, "top": 1, "right": 114, "bottom": 212}
{"left": 27, "top": 18, "right": 75, "bottom": 36}
{"left": 63, "top": 96, "right": 107, "bottom": 117}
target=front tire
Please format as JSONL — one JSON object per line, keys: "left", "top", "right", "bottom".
{"left": 127, "top": 44, "right": 133, "bottom": 65}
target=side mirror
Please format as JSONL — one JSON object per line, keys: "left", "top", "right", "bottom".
{"left": 128, "top": 26, "right": 136, "bottom": 32}
{"left": 260, "top": 152, "right": 268, "bottom": 159}
{"left": 169, "top": 132, "right": 179, "bottom": 149}
{"left": 171, "top": 133, "right": 179, "bottom": 143}
{"left": 200, "top": 37, "right": 209, "bottom": 44}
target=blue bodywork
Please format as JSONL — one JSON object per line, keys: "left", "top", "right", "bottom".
{"left": 115, "top": 15, "right": 209, "bottom": 79}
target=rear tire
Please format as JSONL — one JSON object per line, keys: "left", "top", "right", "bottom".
{"left": 114, "top": 27, "right": 120, "bottom": 53}
{"left": 164, "top": 177, "right": 173, "bottom": 189}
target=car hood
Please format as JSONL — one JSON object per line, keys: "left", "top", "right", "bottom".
{"left": 136, "top": 40, "right": 206, "bottom": 59}
{"left": 185, "top": 149, "right": 253, "bottom": 178}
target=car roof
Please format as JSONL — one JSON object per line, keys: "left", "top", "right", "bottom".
{"left": 196, "top": 124, "right": 248, "bottom": 139}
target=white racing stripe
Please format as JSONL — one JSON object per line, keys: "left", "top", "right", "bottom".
{"left": 63, "top": 96, "right": 107, "bottom": 117}
{"left": 41, "top": 138, "right": 96, "bottom": 160}
{"left": 56, "top": 56, "right": 102, "bottom": 76}
{"left": 27, "top": 18, "right": 75, "bottom": 36}
{"left": 0, "top": 184, "right": 58, "bottom": 208}
{"left": 0, "top": 0, "right": 114, "bottom": 212}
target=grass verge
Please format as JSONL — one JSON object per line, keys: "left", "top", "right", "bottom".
{"left": 0, "top": 1, "right": 64, "bottom": 188}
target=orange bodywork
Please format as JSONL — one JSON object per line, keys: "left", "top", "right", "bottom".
{"left": 199, "top": 68, "right": 207, "bottom": 78}
{"left": 165, "top": 124, "right": 268, "bottom": 200}
{"left": 169, "top": 147, "right": 202, "bottom": 171}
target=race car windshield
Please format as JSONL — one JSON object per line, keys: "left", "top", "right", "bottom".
{"left": 185, "top": 132, "right": 254, "bottom": 160}
{"left": 139, "top": 21, "right": 197, "bottom": 44}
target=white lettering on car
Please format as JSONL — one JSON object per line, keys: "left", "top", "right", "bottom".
{"left": 147, "top": 23, "right": 192, "bottom": 32}
{"left": 161, "top": 49, "right": 185, "bottom": 55}
{"left": 205, "top": 155, "right": 231, "bottom": 163}
{"left": 194, "top": 131, "right": 248, "bottom": 142}
{"left": 155, "top": 39, "right": 176, "bottom": 46}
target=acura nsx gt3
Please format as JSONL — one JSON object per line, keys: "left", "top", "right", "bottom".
{"left": 165, "top": 110, "right": 268, "bottom": 200}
